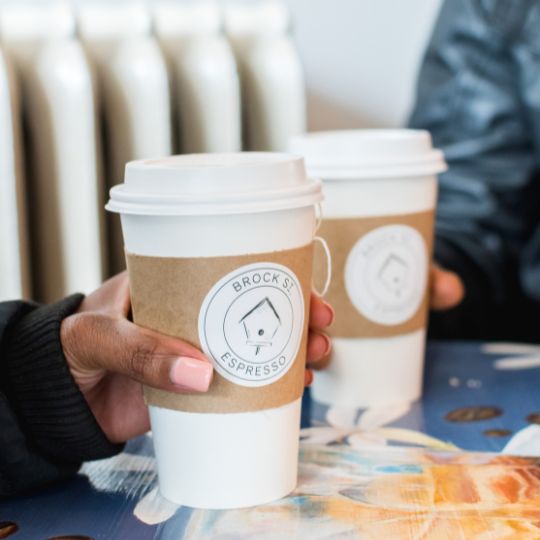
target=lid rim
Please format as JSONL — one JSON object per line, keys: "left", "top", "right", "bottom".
{"left": 304, "top": 149, "right": 444, "bottom": 167}
{"left": 307, "top": 163, "right": 448, "bottom": 180}
{"left": 109, "top": 178, "right": 321, "bottom": 202}
{"left": 105, "top": 193, "right": 323, "bottom": 216}
{"left": 107, "top": 180, "right": 323, "bottom": 216}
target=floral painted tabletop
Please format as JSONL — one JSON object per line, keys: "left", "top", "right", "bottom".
{"left": 2, "top": 341, "right": 540, "bottom": 539}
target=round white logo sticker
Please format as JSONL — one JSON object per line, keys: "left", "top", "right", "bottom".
{"left": 345, "top": 224, "right": 428, "bottom": 326}
{"left": 199, "top": 262, "right": 305, "bottom": 387}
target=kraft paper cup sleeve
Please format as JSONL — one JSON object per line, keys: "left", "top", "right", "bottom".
{"left": 127, "top": 243, "right": 313, "bottom": 413}
{"left": 313, "top": 210, "right": 434, "bottom": 338}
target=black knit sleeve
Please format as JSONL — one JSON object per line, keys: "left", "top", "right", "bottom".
{"left": 0, "top": 296, "right": 121, "bottom": 497}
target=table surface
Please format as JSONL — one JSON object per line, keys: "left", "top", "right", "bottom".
{"left": 3, "top": 341, "right": 540, "bottom": 539}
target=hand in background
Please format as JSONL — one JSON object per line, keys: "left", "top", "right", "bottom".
{"left": 430, "top": 264, "right": 464, "bottom": 311}
{"left": 306, "top": 293, "right": 334, "bottom": 379}
{"left": 60, "top": 273, "right": 334, "bottom": 444}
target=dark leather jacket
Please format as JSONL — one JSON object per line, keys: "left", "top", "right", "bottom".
{"left": 410, "top": 0, "right": 540, "bottom": 340}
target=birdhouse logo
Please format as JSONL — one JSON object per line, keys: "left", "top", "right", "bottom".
{"left": 345, "top": 224, "right": 428, "bottom": 325}
{"left": 240, "top": 297, "right": 281, "bottom": 356}
{"left": 378, "top": 254, "right": 410, "bottom": 298}
{"left": 199, "top": 262, "right": 305, "bottom": 388}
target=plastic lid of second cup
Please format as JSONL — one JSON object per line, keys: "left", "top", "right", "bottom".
{"left": 289, "top": 129, "right": 447, "bottom": 179}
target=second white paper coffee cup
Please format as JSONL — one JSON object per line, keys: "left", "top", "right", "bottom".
{"left": 107, "top": 153, "right": 321, "bottom": 509}
{"left": 290, "top": 130, "right": 446, "bottom": 408}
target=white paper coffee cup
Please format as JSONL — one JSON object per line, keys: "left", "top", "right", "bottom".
{"left": 106, "top": 153, "right": 322, "bottom": 508}
{"left": 290, "top": 130, "right": 446, "bottom": 408}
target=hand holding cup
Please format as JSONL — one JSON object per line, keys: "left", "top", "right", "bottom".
{"left": 61, "top": 272, "right": 333, "bottom": 444}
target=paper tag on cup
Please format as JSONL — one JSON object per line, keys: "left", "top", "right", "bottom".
{"left": 314, "top": 210, "right": 434, "bottom": 338}
{"left": 199, "top": 262, "right": 305, "bottom": 388}
{"left": 345, "top": 224, "right": 428, "bottom": 326}
{"left": 126, "top": 243, "right": 313, "bottom": 413}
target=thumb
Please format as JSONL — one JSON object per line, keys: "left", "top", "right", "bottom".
{"left": 430, "top": 264, "right": 465, "bottom": 311}
{"left": 63, "top": 313, "right": 214, "bottom": 393}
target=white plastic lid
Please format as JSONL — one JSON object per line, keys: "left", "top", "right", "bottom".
{"left": 289, "top": 129, "right": 447, "bottom": 179}
{"left": 106, "top": 152, "right": 322, "bottom": 216}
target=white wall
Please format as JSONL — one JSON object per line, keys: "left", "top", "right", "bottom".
{"left": 286, "top": 0, "right": 443, "bottom": 130}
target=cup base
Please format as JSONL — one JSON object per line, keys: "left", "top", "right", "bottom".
{"left": 158, "top": 477, "right": 297, "bottom": 510}
{"left": 149, "top": 399, "right": 301, "bottom": 509}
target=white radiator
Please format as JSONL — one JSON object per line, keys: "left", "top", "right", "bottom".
{"left": 0, "top": 0, "right": 306, "bottom": 303}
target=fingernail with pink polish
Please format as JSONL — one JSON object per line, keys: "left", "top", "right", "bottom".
{"left": 170, "top": 357, "right": 213, "bottom": 392}
{"left": 324, "top": 302, "right": 335, "bottom": 326}
{"left": 322, "top": 333, "right": 332, "bottom": 356}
